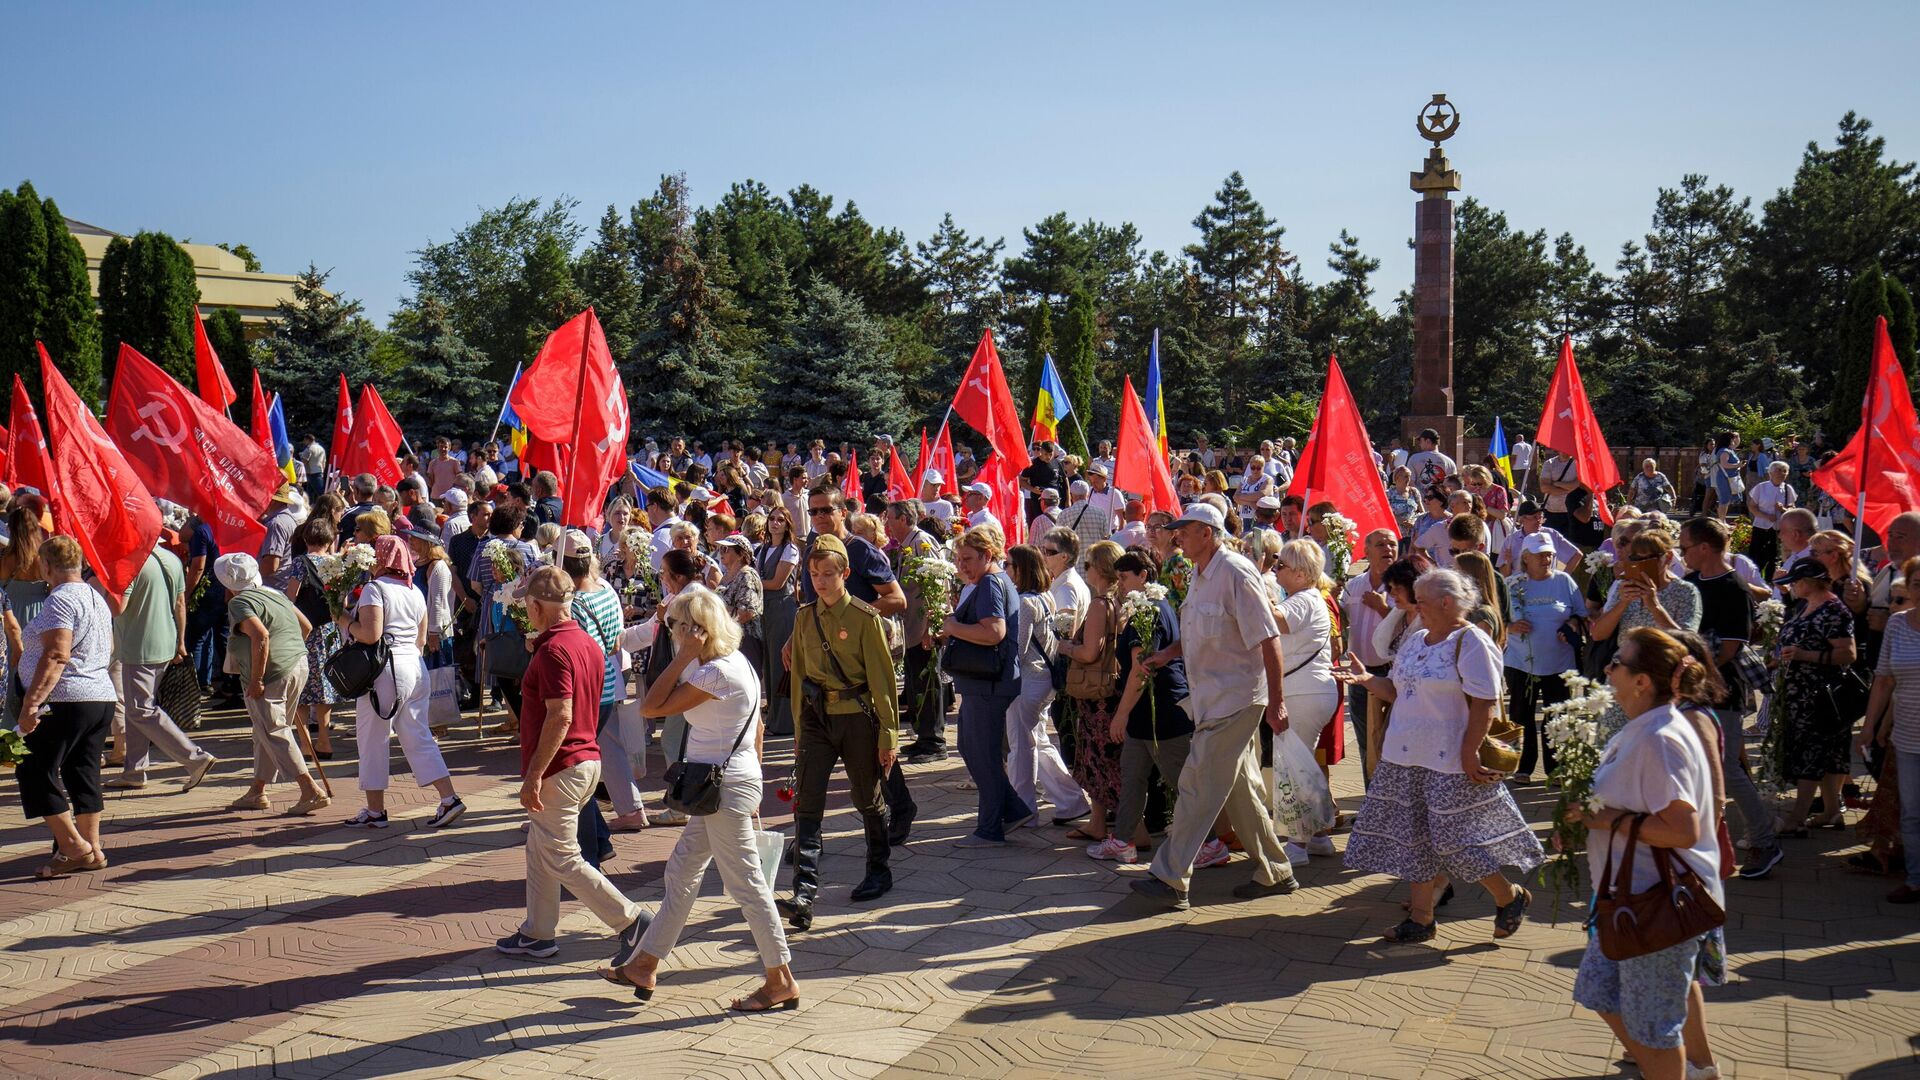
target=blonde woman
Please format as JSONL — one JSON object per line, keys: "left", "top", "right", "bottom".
{"left": 1272, "top": 539, "right": 1340, "bottom": 863}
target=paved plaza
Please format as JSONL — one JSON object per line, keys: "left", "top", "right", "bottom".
{"left": 0, "top": 707, "right": 1915, "bottom": 1080}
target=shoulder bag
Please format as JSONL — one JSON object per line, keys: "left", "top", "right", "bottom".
{"left": 662, "top": 689, "right": 758, "bottom": 817}
{"left": 326, "top": 583, "right": 398, "bottom": 719}
{"left": 941, "top": 575, "right": 1013, "bottom": 680}
{"left": 1590, "top": 813, "right": 1726, "bottom": 961}
{"left": 1065, "top": 595, "right": 1120, "bottom": 701}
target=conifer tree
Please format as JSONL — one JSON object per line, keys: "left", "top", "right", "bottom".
{"left": 98, "top": 230, "right": 199, "bottom": 388}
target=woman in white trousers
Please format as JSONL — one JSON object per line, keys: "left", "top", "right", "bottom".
{"left": 1005, "top": 546, "right": 1090, "bottom": 825}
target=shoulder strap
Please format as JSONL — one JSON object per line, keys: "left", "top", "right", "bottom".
{"left": 811, "top": 603, "right": 863, "bottom": 693}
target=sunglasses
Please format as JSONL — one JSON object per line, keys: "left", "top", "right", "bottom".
{"left": 1040, "top": 547, "right": 1062, "bottom": 557}
{"left": 808, "top": 507, "right": 836, "bottom": 516}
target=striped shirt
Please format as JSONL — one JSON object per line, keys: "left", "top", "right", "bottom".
{"left": 571, "top": 585, "right": 625, "bottom": 705}
{"left": 1882, "top": 613, "right": 1920, "bottom": 754}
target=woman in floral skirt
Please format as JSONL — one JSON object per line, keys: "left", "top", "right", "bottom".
{"left": 1061, "top": 541, "right": 1125, "bottom": 846}
{"left": 284, "top": 518, "right": 342, "bottom": 758}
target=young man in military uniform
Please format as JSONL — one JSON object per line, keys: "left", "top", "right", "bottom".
{"left": 778, "top": 535, "right": 900, "bottom": 932}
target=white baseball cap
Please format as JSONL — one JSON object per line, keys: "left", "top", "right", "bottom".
{"left": 922, "top": 469, "right": 944, "bottom": 485}
{"left": 963, "top": 482, "right": 993, "bottom": 498}
{"left": 1170, "top": 502, "right": 1226, "bottom": 531}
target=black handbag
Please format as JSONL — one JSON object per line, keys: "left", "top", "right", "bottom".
{"left": 940, "top": 575, "right": 1014, "bottom": 680}
{"left": 662, "top": 702, "right": 758, "bottom": 816}
{"left": 484, "top": 627, "right": 530, "bottom": 681}
{"left": 326, "top": 639, "right": 398, "bottom": 719}
{"left": 1824, "top": 663, "right": 1872, "bottom": 721}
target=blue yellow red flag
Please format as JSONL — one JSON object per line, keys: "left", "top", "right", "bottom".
{"left": 1145, "top": 329, "right": 1168, "bottom": 455}
{"left": 267, "top": 394, "right": 297, "bottom": 483}
{"left": 497, "top": 361, "right": 529, "bottom": 460}
{"left": 1490, "top": 415, "right": 1514, "bottom": 487}
{"left": 1031, "top": 353, "right": 1074, "bottom": 444}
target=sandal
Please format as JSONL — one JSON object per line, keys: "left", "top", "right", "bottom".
{"left": 1064, "top": 827, "right": 1102, "bottom": 842}
{"left": 1810, "top": 812, "right": 1847, "bottom": 830}
{"left": 1382, "top": 918, "right": 1437, "bottom": 944}
{"left": 36, "top": 846, "right": 98, "bottom": 880}
{"left": 1402, "top": 883, "right": 1455, "bottom": 912}
{"left": 597, "top": 965, "right": 654, "bottom": 1001}
{"left": 650, "top": 809, "right": 689, "bottom": 827}
{"left": 1493, "top": 886, "right": 1531, "bottom": 939}
{"left": 729, "top": 989, "right": 801, "bottom": 1013}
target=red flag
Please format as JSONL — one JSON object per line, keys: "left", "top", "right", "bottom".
{"left": 930, "top": 421, "right": 958, "bottom": 497}
{"left": 887, "top": 444, "right": 914, "bottom": 502}
{"left": 340, "top": 384, "right": 404, "bottom": 488}
{"left": 950, "top": 330, "right": 1030, "bottom": 471}
{"left": 0, "top": 421, "right": 11, "bottom": 482}
{"left": 9, "top": 371, "right": 50, "bottom": 496}
{"left": 520, "top": 433, "right": 565, "bottom": 481}
{"left": 192, "top": 310, "right": 237, "bottom": 412}
{"left": 329, "top": 373, "right": 353, "bottom": 470}
{"left": 1114, "top": 376, "right": 1180, "bottom": 515}
{"left": 41, "top": 343, "right": 162, "bottom": 596}
{"left": 1287, "top": 355, "right": 1400, "bottom": 540}
{"left": 508, "top": 308, "right": 629, "bottom": 527}
{"left": 977, "top": 451, "right": 1026, "bottom": 547}
{"left": 1813, "top": 316, "right": 1920, "bottom": 537}
{"left": 841, "top": 450, "right": 865, "bottom": 513}
{"left": 911, "top": 427, "right": 931, "bottom": 492}
{"left": 106, "top": 344, "right": 278, "bottom": 552}
{"left": 1536, "top": 335, "right": 1622, "bottom": 526}
{"left": 249, "top": 370, "right": 274, "bottom": 457}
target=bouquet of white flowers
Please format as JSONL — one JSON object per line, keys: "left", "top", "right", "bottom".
{"left": 317, "top": 546, "right": 374, "bottom": 618}
{"left": 487, "top": 543, "right": 534, "bottom": 632}
{"left": 900, "top": 550, "right": 959, "bottom": 700}
{"left": 1752, "top": 598, "right": 1785, "bottom": 654}
{"left": 1540, "top": 671, "right": 1613, "bottom": 915}
{"left": 1117, "top": 582, "right": 1170, "bottom": 729}
{"left": 1582, "top": 548, "right": 1616, "bottom": 597}
{"left": 1323, "top": 513, "right": 1358, "bottom": 586}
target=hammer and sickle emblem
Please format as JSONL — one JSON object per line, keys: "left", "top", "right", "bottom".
{"left": 130, "top": 397, "right": 190, "bottom": 450}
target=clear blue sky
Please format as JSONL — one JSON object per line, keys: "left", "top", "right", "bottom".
{"left": 6, "top": 2, "right": 1917, "bottom": 324}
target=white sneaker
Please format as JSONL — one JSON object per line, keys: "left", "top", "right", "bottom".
{"left": 1685, "top": 1063, "right": 1721, "bottom": 1080}
{"left": 1194, "top": 838, "right": 1232, "bottom": 869}
{"left": 1283, "top": 842, "right": 1310, "bottom": 866}
{"left": 1306, "top": 835, "right": 1337, "bottom": 857}
{"left": 1085, "top": 837, "right": 1138, "bottom": 863}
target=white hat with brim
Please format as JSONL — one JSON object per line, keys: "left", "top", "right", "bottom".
{"left": 963, "top": 482, "right": 992, "bottom": 498}
{"left": 1170, "top": 503, "right": 1226, "bottom": 531}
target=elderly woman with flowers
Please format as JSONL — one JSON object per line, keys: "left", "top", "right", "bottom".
{"left": 1338, "top": 567, "right": 1543, "bottom": 943}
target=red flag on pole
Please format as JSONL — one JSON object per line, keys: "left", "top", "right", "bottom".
{"left": 340, "top": 384, "right": 404, "bottom": 488}
{"left": 1114, "top": 376, "right": 1180, "bottom": 515}
{"left": 930, "top": 422, "right": 958, "bottom": 497}
{"left": 329, "top": 373, "right": 354, "bottom": 474}
{"left": 9, "top": 371, "right": 51, "bottom": 496}
{"left": 911, "top": 427, "right": 931, "bottom": 492}
{"left": 1812, "top": 315, "right": 1920, "bottom": 539}
{"left": 192, "top": 310, "right": 237, "bottom": 413}
{"left": 508, "top": 308, "right": 629, "bottom": 528}
{"left": 41, "top": 343, "right": 161, "bottom": 596}
{"left": 841, "top": 450, "right": 865, "bottom": 514}
{"left": 1288, "top": 355, "right": 1400, "bottom": 540}
{"left": 886, "top": 444, "right": 914, "bottom": 502}
{"left": 106, "top": 344, "right": 279, "bottom": 552}
{"left": 0, "top": 421, "right": 12, "bottom": 482}
{"left": 976, "top": 451, "right": 1026, "bottom": 547}
{"left": 249, "top": 370, "right": 274, "bottom": 457}
{"left": 950, "top": 330, "right": 1031, "bottom": 472}
{"left": 1536, "top": 335, "right": 1623, "bottom": 526}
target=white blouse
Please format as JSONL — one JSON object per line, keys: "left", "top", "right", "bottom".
{"left": 1383, "top": 624, "right": 1502, "bottom": 774}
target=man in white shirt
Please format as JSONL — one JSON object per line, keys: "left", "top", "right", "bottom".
{"left": 1538, "top": 451, "right": 1583, "bottom": 532}
{"left": 1092, "top": 441, "right": 1116, "bottom": 481}
{"left": 919, "top": 470, "right": 954, "bottom": 529}
{"left": 438, "top": 487, "right": 471, "bottom": 548}
{"left": 962, "top": 482, "right": 999, "bottom": 532}
{"left": 1403, "top": 428, "right": 1457, "bottom": 490}
{"left": 1510, "top": 432, "right": 1534, "bottom": 492}
{"left": 1746, "top": 461, "right": 1795, "bottom": 575}
{"left": 1111, "top": 496, "right": 1150, "bottom": 549}
{"left": 643, "top": 488, "right": 682, "bottom": 571}
{"left": 1195, "top": 434, "right": 1217, "bottom": 470}
{"left": 1132, "top": 502, "right": 1298, "bottom": 909}
{"left": 1773, "top": 508, "right": 1817, "bottom": 593}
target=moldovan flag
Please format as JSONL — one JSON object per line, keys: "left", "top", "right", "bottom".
{"left": 1031, "top": 353, "right": 1073, "bottom": 445}
{"left": 106, "top": 343, "right": 279, "bottom": 553}
{"left": 977, "top": 451, "right": 1026, "bottom": 547}
{"left": 268, "top": 394, "right": 297, "bottom": 484}
{"left": 9, "top": 370, "right": 50, "bottom": 496}
{"left": 950, "top": 330, "right": 1030, "bottom": 472}
{"left": 330, "top": 373, "right": 353, "bottom": 472}
{"left": 193, "top": 310, "right": 237, "bottom": 413}
{"left": 886, "top": 443, "right": 915, "bottom": 502}
{"left": 1812, "top": 315, "right": 1920, "bottom": 537}
{"left": 340, "top": 383, "right": 404, "bottom": 488}
{"left": 1489, "top": 416, "right": 1514, "bottom": 488}
{"left": 1145, "top": 329, "right": 1169, "bottom": 457}
{"left": 41, "top": 343, "right": 161, "bottom": 596}
{"left": 929, "top": 421, "right": 958, "bottom": 497}
{"left": 507, "top": 308, "right": 629, "bottom": 527}
{"left": 1114, "top": 376, "right": 1179, "bottom": 515}
{"left": 841, "top": 450, "right": 865, "bottom": 514}
{"left": 249, "top": 370, "right": 274, "bottom": 458}
{"left": 1536, "top": 335, "right": 1622, "bottom": 526}
{"left": 1288, "top": 355, "right": 1399, "bottom": 540}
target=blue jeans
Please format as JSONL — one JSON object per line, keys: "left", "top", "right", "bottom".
{"left": 956, "top": 683, "right": 1030, "bottom": 840}
{"left": 1899, "top": 749, "right": 1920, "bottom": 889}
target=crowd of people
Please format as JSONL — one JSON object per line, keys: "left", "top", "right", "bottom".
{"left": 4, "top": 419, "right": 1912, "bottom": 1075}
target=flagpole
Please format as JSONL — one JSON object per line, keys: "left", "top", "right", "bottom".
{"left": 486, "top": 361, "right": 523, "bottom": 450}
{"left": 1853, "top": 324, "right": 1881, "bottom": 574}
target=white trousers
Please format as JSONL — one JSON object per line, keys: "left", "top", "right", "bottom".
{"left": 638, "top": 772, "right": 791, "bottom": 969}
{"left": 355, "top": 654, "right": 449, "bottom": 791}
{"left": 1007, "top": 671, "right": 1087, "bottom": 819}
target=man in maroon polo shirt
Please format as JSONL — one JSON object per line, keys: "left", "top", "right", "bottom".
{"left": 496, "top": 566, "right": 650, "bottom": 962}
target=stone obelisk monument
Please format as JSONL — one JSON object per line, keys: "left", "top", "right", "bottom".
{"left": 1405, "top": 93, "right": 1463, "bottom": 463}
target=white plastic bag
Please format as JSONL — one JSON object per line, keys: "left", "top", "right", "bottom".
{"left": 1272, "top": 727, "right": 1336, "bottom": 840}
{"left": 427, "top": 665, "right": 461, "bottom": 727}
{"left": 754, "top": 830, "right": 786, "bottom": 888}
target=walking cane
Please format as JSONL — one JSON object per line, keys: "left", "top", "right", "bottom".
{"left": 290, "top": 706, "right": 334, "bottom": 798}
{"left": 474, "top": 630, "right": 493, "bottom": 741}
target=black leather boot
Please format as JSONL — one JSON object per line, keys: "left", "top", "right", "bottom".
{"left": 850, "top": 812, "right": 893, "bottom": 902}
{"left": 777, "top": 816, "right": 822, "bottom": 931}
{"left": 884, "top": 762, "right": 917, "bottom": 846}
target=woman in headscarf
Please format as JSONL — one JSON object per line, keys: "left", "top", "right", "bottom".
{"left": 343, "top": 534, "right": 464, "bottom": 830}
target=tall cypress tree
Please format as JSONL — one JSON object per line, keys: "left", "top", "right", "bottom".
{"left": 39, "top": 194, "right": 99, "bottom": 402}
{"left": 1058, "top": 288, "right": 1097, "bottom": 458}
{"left": 0, "top": 183, "right": 100, "bottom": 402}
{"left": 0, "top": 183, "right": 49, "bottom": 387}
{"left": 1830, "top": 267, "right": 1918, "bottom": 440}
{"left": 98, "top": 231, "right": 198, "bottom": 387}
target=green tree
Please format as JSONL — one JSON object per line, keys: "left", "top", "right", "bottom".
{"left": 695, "top": 180, "right": 807, "bottom": 343}
{"left": 1115, "top": 252, "right": 1221, "bottom": 439}
{"left": 1222, "top": 390, "right": 1318, "bottom": 448}
{"left": 1185, "top": 172, "right": 1289, "bottom": 413}
{"left": 261, "top": 266, "right": 379, "bottom": 439}
{"left": 382, "top": 297, "right": 501, "bottom": 441}
{"left": 216, "top": 242, "right": 262, "bottom": 272}
{"left": 1019, "top": 300, "right": 1055, "bottom": 414}
{"left": 1056, "top": 288, "right": 1098, "bottom": 458}
{"left": 1829, "top": 267, "right": 1919, "bottom": 440}
{"left": 1448, "top": 199, "right": 1553, "bottom": 426}
{"left": 505, "top": 231, "right": 586, "bottom": 368}
{"left": 98, "top": 230, "right": 199, "bottom": 389}
{"left": 573, "top": 205, "right": 643, "bottom": 362}
{"left": 787, "top": 185, "right": 920, "bottom": 318}
{"left": 408, "top": 196, "right": 583, "bottom": 380}
{"left": 762, "top": 280, "right": 907, "bottom": 445}
{"left": 627, "top": 174, "right": 758, "bottom": 441}
{"left": 0, "top": 183, "right": 100, "bottom": 402}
